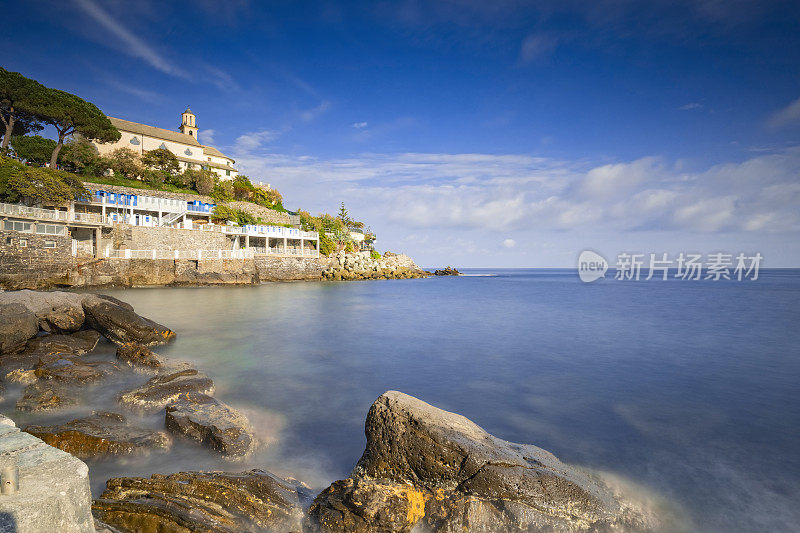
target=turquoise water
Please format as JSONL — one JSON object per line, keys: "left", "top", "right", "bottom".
{"left": 11, "top": 270, "right": 800, "bottom": 531}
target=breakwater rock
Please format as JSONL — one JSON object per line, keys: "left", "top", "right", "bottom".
{"left": 321, "top": 251, "right": 428, "bottom": 281}
{"left": 433, "top": 265, "right": 461, "bottom": 276}
{"left": 306, "top": 391, "right": 673, "bottom": 532}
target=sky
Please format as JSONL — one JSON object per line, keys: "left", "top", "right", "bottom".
{"left": 2, "top": 0, "right": 800, "bottom": 267}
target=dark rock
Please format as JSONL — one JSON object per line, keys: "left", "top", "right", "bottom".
{"left": 433, "top": 266, "right": 461, "bottom": 276}
{"left": 94, "top": 294, "right": 135, "bottom": 312}
{"left": 165, "top": 392, "right": 256, "bottom": 457}
{"left": 118, "top": 369, "right": 214, "bottom": 410}
{"left": 24, "top": 411, "right": 171, "bottom": 459}
{"left": 0, "top": 330, "right": 102, "bottom": 383}
{"left": 82, "top": 295, "right": 175, "bottom": 346}
{"left": 307, "top": 391, "right": 668, "bottom": 532}
{"left": 0, "top": 303, "right": 39, "bottom": 354}
{"left": 27, "top": 329, "right": 102, "bottom": 356}
{"left": 34, "top": 353, "right": 119, "bottom": 384}
{"left": 92, "top": 470, "right": 309, "bottom": 532}
{"left": 16, "top": 381, "right": 79, "bottom": 412}
{"left": 115, "top": 343, "right": 163, "bottom": 371}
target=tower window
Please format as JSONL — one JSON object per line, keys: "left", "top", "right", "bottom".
{"left": 189, "top": 131, "right": 193, "bottom": 136}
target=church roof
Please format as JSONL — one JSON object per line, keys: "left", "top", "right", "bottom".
{"left": 108, "top": 116, "right": 234, "bottom": 163}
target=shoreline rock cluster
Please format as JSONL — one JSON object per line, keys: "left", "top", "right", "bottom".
{"left": 433, "top": 265, "right": 461, "bottom": 276}
{"left": 321, "top": 251, "right": 429, "bottom": 281}
{"left": 0, "top": 290, "right": 677, "bottom": 532}
{"left": 0, "top": 290, "right": 256, "bottom": 462}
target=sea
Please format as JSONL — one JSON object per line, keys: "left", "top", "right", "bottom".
{"left": 4, "top": 269, "right": 798, "bottom": 532}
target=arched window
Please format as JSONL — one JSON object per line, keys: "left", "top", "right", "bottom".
{"left": 130, "top": 136, "right": 140, "bottom": 145}
{"left": 189, "top": 131, "right": 193, "bottom": 136}
{"left": 159, "top": 143, "right": 167, "bottom": 150}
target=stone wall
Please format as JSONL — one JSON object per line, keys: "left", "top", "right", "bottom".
{"left": 127, "top": 225, "right": 231, "bottom": 251}
{"left": 0, "top": 228, "right": 76, "bottom": 289}
{"left": 255, "top": 256, "right": 324, "bottom": 281}
{"left": 84, "top": 182, "right": 214, "bottom": 203}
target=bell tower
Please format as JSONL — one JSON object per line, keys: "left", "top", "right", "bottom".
{"left": 179, "top": 106, "right": 198, "bottom": 138}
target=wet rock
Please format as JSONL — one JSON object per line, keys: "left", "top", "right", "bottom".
{"left": 0, "top": 302, "right": 39, "bottom": 354}
{"left": 307, "top": 391, "right": 668, "bottom": 533}
{"left": 92, "top": 469, "right": 309, "bottom": 533}
{"left": 27, "top": 329, "right": 102, "bottom": 356}
{"left": 118, "top": 368, "right": 214, "bottom": 410}
{"left": 165, "top": 392, "right": 256, "bottom": 457}
{"left": 24, "top": 411, "right": 171, "bottom": 459}
{"left": 115, "top": 343, "right": 164, "bottom": 371}
{"left": 82, "top": 295, "right": 175, "bottom": 346}
{"left": 16, "top": 381, "right": 79, "bottom": 412}
{"left": 5, "top": 368, "right": 37, "bottom": 385}
{"left": 34, "top": 352, "right": 119, "bottom": 384}
{"left": 94, "top": 294, "right": 135, "bottom": 312}
{"left": 0, "top": 330, "right": 103, "bottom": 383}
{"left": 0, "top": 289, "right": 87, "bottom": 333}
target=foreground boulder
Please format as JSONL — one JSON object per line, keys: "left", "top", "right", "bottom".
{"left": 82, "top": 295, "right": 175, "bottom": 346}
{"left": 165, "top": 392, "right": 256, "bottom": 457}
{"left": 34, "top": 353, "right": 118, "bottom": 385}
{"left": 0, "top": 330, "right": 103, "bottom": 383}
{"left": 0, "top": 302, "right": 39, "bottom": 354}
{"left": 118, "top": 368, "right": 214, "bottom": 410}
{"left": 92, "top": 470, "right": 309, "bottom": 532}
{"left": 24, "top": 411, "right": 171, "bottom": 459}
{"left": 307, "top": 391, "right": 669, "bottom": 532}
{"left": 0, "top": 289, "right": 86, "bottom": 333}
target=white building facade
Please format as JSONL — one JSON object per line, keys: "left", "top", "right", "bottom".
{"left": 92, "top": 108, "right": 238, "bottom": 180}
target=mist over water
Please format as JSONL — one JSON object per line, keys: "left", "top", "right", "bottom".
{"left": 4, "top": 270, "right": 798, "bottom": 531}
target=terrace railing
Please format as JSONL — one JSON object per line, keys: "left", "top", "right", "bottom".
{"left": 0, "top": 201, "right": 106, "bottom": 225}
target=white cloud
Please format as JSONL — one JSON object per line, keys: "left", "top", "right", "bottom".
{"left": 74, "top": 0, "right": 186, "bottom": 78}
{"left": 300, "top": 101, "right": 331, "bottom": 122}
{"left": 233, "top": 130, "right": 281, "bottom": 153}
{"left": 503, "top": 239, "right": 516, "bottom": 248}
{"left": 201, "top": 129, "right": 216, "bottom": 146}
{"left": 679, "top": 102, "right": 703, "bottom": 110}
{"left": 767, "top": 97, "right": 800, "bottom": 129}
{"left": 230, "top": 146, "right": 800, "bottom": 265}
{"left": 352, "top": 122, "right": 368, "bottom": 129}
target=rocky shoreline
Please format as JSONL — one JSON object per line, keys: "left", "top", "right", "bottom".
{"left": 0, "top": 290, "right": 679, "bottom": 532}
{"left": 321, "top": 251, "right": 429, "bottom": 281}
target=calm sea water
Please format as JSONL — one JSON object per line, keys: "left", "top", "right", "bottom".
{"left": 5, "top": 269, "right": 799, "bottom": 531}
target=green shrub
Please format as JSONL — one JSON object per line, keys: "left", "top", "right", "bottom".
{"left": 319, "top": 233, "right": 336, "bottom": 256}
{"left": 370, "top": 250, "right": 381, "bottom": 260}
{"left": 1, "top": 163, "right": 89, "bottom": 206}
{"left": 211, "top": 180, "right": 233, "bottom": 203}
{"left": 344, "top": 241, "right": 354, "bottom": 253}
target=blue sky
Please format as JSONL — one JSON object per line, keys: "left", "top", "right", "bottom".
{"left": 3, "top": 0, "right": 800, "bottom": 267}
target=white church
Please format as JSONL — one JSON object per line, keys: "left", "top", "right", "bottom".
{"left": 92, "top": 108, "right": 238, "bottom": 180}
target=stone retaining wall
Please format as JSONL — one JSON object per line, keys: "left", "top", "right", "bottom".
{"left": 255, "top": 256, "right": 324, "bottom": 281}
{"left": 127, "top": 225, "right": 231, "bottom": 251}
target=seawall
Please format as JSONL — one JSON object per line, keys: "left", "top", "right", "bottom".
{"left": 0, "top": 257, "right": 324, "bottom": 289}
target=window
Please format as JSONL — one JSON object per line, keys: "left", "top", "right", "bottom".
{"left": 5, "top": 237, "right": 11, "bottom": 245}
{"left": 159, "top": 143, "right": 168, "bottom": 150}
{"left": 130, "top": 136, "right": 140, "bottom": 145}
{"left": 185, "top": 148, "right": 192, "bottom": 156}
{"left": 19, "top": 239, "right": 27, "bottom": 248}
{"left": 44, "top": 240, "right": 56, "bottom": 248}
{"left": 226, "top": 170, "right": 231, "bottom": 176}
{"left": 208, "top": 157, "right": 211, "bottom": 161}
{"left": 3, "top": 220, "right": 32, "bottom": 233}
{"left": 36, "top": 224, "right": 66, "bottom": 235}
{"left": 189, "top": 131, "right": 193, "bottom": 136}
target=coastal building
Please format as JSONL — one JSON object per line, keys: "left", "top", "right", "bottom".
{"left": 91, "top": 108, "right": 238, "bottom": 181}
